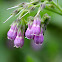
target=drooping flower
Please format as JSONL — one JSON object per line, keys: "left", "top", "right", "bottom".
{"left": 33, "top": 26, "right": 44, "bottom": 44}
{"left": 25, "top": 24, "right": 33, "bottom": 39}
{"left": 31, "top": 18, "right": 41, "bottom": 35}
{"left": 14, "top": 31, "right": 24, "bottom": 48}
{"left": 7, "top": 25, "right": 17, "bottom": 40}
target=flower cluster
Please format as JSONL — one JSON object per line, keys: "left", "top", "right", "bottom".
{"left": 7, "top": 23, "right": 24, "bottom": 48}
{"left": 25, "top": 18, "right": 44, "bottom": 45}
{"left": 7, "top": 17, "right": 45, "bottom": 48}
{"left": 6, "top": 0, "right": 53, "bottom": 48}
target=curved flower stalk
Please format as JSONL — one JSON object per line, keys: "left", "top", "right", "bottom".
{"left": 5, "top": 0, "right": 62, "bottom": 48}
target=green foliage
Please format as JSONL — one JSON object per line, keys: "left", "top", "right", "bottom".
{"left": 0, "top": 0, "right": 62, "bottom": 62}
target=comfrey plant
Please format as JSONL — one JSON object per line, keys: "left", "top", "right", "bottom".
{"left": 4, "top": 0, "right": 62, "bottom": 48}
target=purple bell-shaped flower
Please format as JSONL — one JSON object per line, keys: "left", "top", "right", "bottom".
{"left": 7, "top": 25, "right": 17, "bottom": 40}
{"left": 31, "top": 18, "right": 41, "bottom": 35}
{"left": 34, "top": 27, "right": 44, "bottom": 44}
{"left": 34, "top": 34, "right": 44, "bottom": 44}
{"left": 25, "top": 24, "right": 33, "bottom": 39}
{"left": 14, "top": 31, "right": 24, "bottom": 48}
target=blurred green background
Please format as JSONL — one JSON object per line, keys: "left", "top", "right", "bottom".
{"left": 0, "top": 0, "right": 62, "bottom": 62}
